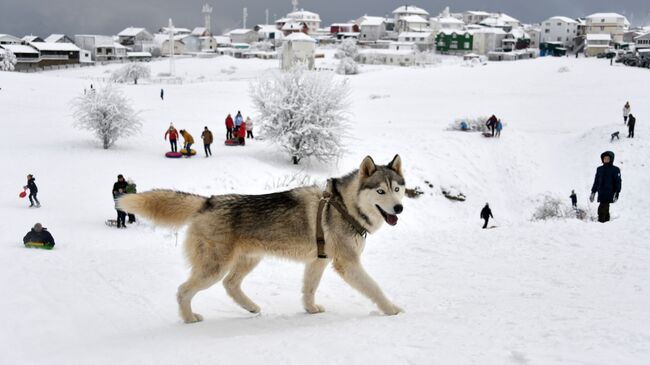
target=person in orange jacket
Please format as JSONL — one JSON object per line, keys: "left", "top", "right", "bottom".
{"left": 179, "top": 129, "right": 195, "bottom": 156}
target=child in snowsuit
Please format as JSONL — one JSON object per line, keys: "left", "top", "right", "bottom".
{"left": 495, "top": 119, "right": 503, "bottom": 137}
{"left": 24, "top": 174, "right": 40, "bottom": 208}
{"left": 246, "top": 117, "right": 254, "bottom": 139}
{"left": 590, "top": 151, "right": 622, "bottom": 223}
{"left": 238, "top": 120, "right": 247, "bottom": 145}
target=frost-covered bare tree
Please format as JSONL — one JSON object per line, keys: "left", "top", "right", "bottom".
{"left": 71, "top": 84, "right": 142, "bottom": 149}
{"left": 0, "top": 48, "right": 17, "bottom": 71}
{"left": 335, "top": 38, "right": 359, "bottom": 60}
{"left": 111, "top": 63, "right": 151, "bottom": 84}
{"left": 250, "top": 67, "right": 350, "bottom": 165}
{"left": 337, "top": 56, "right": 359, "bottom": 75}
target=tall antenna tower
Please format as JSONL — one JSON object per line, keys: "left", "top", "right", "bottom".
{"left": 243, "top": 7, "right": 248, "bottom": 29}
{"left": 168, "top": 18, "right": 175, "bottom": 76}
{"left": 202, "top": 3, "right": 213, "bottom": 33}
{"left": 265, "top": 8, "right": 269, "bottom": 25}
{"left": 292, "top": 0, "right": 299, "bottom": 12}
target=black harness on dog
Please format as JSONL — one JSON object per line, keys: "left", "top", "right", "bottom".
{"left": 316, "top": 187, "right": 368, "bottom": 259}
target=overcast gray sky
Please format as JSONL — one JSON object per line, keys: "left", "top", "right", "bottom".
{"left": 1, "top": 0, "right": 649, "bottom": 37}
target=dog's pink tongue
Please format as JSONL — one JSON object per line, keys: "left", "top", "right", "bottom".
{"left": 386, "top": 214, "right": 398, "bottom": 226}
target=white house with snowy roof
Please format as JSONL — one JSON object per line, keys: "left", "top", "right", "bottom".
{"left": 280, "top": 32, "right": 315, "bottom": 70}
{"left": 117, "top": 27, "right": 154, "bottom": 52}
{"left": 585, "top": 33, "right": 611, "bottom": 56}
{"left": 430, "top": 7, "right": 465, "bottom": 33}
{"left": 585, "top": 13, "right": 629, "bottom": 45}
{"left": 541, "top": 16, "right": 578, "bottom": 49}
{"left": 285, "top": 9, "right": 321, "bottom": 33}
{"left": 397, "top": 31, "right": 435, "bottom": 50}
{"left": 0, "top": 34, "right": 23, "bottom": 45}
{"left": 463, "top": 11, "right": 491, "bottom": 25}
{"left": 357, "top": 16, "right": 388, "bottom": 42}
{"left": 228, "top": 29, "right": 258, "bottom": 44}
{"left": 74, "top": 35, "right": 126, "bottom": 61}
{"left": 470, "top": 27, "right": 507, "bottom": 55}
{"left": 479, "top": 13, "right": 520, "bottom": 31}
{"left": 22, "top": 35, "right": 44, "bottom": 43}
{"left": 44, "top": 34, "right": 75, "bottom": 43}
{"left": 393, "top": 5, "right": 430, "bottom": 32}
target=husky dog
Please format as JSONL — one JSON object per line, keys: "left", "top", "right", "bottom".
{"left": 119, "top": 155, "right": 405, "bottom": 322}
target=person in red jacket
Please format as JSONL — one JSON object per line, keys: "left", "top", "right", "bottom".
{"left": 225, "top": 114, "right": 234, "bottom": 140}
{"left": 164, "top": 123, "right": 179, "bottom": 152}
{"left": 238, "top": 120, "right": 246, "bottom": 145}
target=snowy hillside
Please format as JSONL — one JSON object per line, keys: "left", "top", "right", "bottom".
{"left": 1, "top": 55, "right": 649, "bottom": 364}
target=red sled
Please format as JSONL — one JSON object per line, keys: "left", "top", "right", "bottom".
{"left": 165, "top": 151, "right": 183, "bottom": 158}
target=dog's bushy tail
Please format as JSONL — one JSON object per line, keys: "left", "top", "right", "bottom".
{"left": 118, "top": 189, "right": 207, "bottom": 227}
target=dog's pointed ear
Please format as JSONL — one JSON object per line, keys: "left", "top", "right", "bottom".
{"left": 387, "top": 154, "right": 403, "bottom": 177}
{"left": 359, "top": 156, "right": 377, "bottom": 179}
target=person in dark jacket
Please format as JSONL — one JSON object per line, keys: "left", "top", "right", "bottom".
{"left": 160, "top": 88, "right": 164, "bottom": 100}
{"left": 486, "top": 115, "right": 498, "bottom": 137}
{"left": 590, "top": 151, "right": 622, "bottom": 223}
{"left": 480, "top": 203, "right": 493, "bottom": 229}
{"left": 24, "top": 174, "right": 40, "bottom": 208}
{"left": 570, "top": 190, "right": 577, "bottom": 208}
{"left": 113, "top": 174, "right": 128, "bottom": 198}
{"left": 627, "top": 114, "right": 636, "bottom": 138}
{"left": 201, "top": 126, "right": 213, "bottom": 157}
{"left": 23, "top": 223, "right": 55, "bottom": 248}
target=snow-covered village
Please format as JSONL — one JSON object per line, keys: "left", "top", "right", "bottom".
{"left": 1, "top": 0, "right": 649, "bottom": 363}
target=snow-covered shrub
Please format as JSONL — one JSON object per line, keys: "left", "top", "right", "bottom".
{"left": 252, "top": 41, "right": 274, "bottom": 52}
{"left": 0, "top": 48, "right": 17, "bottom": 71}
{"left": 448, "top": 116, "right": 490, "bottom": 132}
{"left": 336, "top": 57, "right": 359, "bottom": 75}
{"left": 111, "top": 63, "right": 151, "bottom": 84}
{"left": 265, "top": 172, "right": 319, "bottom": 190}
{"left": 335, "top": 39, "right": 358, "bottom": 60}
{"left": 532, "top": 195, "right": 573, "bottom": 220}
{"left": 71, "top": 83, "right": 142, "bottom": 149}
{"left": 558, "top": 66, "right": 570, "bottom": 73}
{"left": 250, "top": 67, "right": 350, "bottom": 164}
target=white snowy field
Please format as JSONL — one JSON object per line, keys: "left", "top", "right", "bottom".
{"left": 1, "top": 54, "right": 649, "bottom": 364}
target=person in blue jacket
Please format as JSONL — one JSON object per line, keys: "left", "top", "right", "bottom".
{"left": 590, "top": 151, "right": 622, "bottom": 223}
{"left": 234, "top": 111, "right": 243, "bottom": 133}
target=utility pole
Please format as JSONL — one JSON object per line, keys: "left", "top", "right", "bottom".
{"left": 243, "top": 7, "right": 248, "bottom": 29}
{"left": 168, "top": 18, "right": 175, "bottom": 76}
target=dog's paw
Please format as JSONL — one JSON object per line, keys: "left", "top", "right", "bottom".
{"left": 305, "top": 304, "right": 326, "bottom": 314}
{"left": 381, "top": 303, "right": 404, "bottom": 316}
{"left": 184, "top": 313, "right": 203, "bottom": 323}
{"left": 247, "top": 304, "right": 261, "bottom": 314}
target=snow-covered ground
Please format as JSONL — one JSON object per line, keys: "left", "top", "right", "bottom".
{"left": 1, "top": 54, "right": 649, "bottom": 364}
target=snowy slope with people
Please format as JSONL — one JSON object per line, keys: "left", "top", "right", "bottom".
{"left": 1, "top": 55, "right": 650, "bottom": 364}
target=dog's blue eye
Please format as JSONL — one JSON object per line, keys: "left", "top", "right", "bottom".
{"left": 394, "top": 187, "right": 400, "bottom": 192}
{"left": 377, "top": 189, "right": 385, "bottom": 195}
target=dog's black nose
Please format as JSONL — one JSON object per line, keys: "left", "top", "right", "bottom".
{"left": 394, "top": 204, "right": 403, "bottom": 214}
